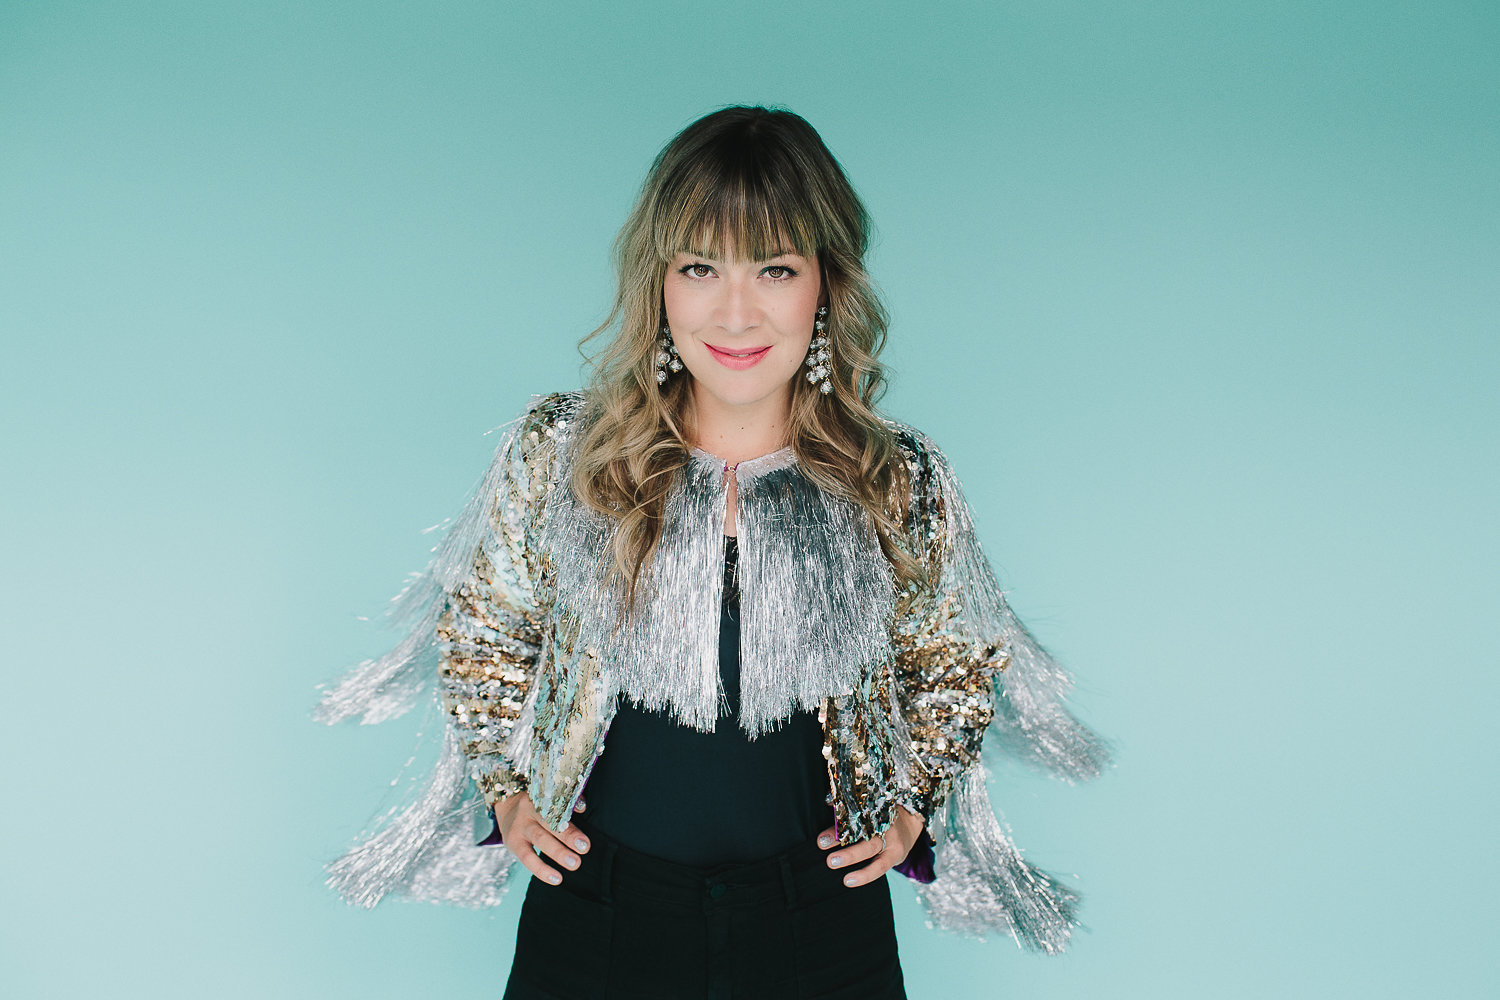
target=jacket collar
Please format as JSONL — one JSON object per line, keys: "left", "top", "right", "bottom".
{"left": 687, "top": 444, "right": 798, "bottom": 480}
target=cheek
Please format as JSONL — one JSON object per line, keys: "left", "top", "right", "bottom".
{"left": 662, "top": 276, "right": 719, "bottom": 328}
{"left": 661, "top": 280, "right": 695, "bottom": 332}
{"left": 779, "top": 293, "right": 821, "bottom": 350}
{"left": 661, "top": 285, "right": 681, "bottom": 329}
{"left": 776, "top": 341, "right": 812, "bottom": 389}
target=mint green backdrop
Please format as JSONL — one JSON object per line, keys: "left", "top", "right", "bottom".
{"left": 3, "top": 2, "right": 1495, "bottom": 997}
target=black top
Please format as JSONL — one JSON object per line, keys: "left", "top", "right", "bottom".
{"left": 572, "top": 535, "right": 836, "bottom": 866}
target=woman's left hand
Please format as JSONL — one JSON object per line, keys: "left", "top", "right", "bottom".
{"left": 816, "top": 804, "right": 925, "bottom": 888}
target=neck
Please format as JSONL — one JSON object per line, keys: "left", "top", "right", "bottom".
{"left": 689, "top": 384, "right": 793, "bottom": 467}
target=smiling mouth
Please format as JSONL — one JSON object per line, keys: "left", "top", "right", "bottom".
{"left": 705, "top": 344, "right": 772, "bottom": 368}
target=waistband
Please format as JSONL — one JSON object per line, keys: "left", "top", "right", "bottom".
{"left": 561, "top": 817, "right": 855, "bottom": 913}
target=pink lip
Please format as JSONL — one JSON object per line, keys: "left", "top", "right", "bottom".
{"left": 705, "top": 344, "right": 771, "bottom": 370}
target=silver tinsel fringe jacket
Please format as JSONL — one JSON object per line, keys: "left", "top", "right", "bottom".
{"left": 313, "top": 391, "right": 1110, "bottom": 953}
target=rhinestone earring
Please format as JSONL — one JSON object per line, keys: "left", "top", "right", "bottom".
{"left": 805, "top": 305, "right": 832, "bottom": 395}
{"left": 656, "top": 324, "right": 682, "bottom": 385}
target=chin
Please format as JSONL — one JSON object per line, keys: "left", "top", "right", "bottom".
{"left": 696, "top": 378, "right": 790, "bottom": 410}
{"left": 711, "top": 388, "right": 776, "bottom": 408}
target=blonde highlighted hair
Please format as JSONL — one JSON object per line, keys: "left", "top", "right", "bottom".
{"left": 573, "top": 105, "right": 919, "bottom": 606}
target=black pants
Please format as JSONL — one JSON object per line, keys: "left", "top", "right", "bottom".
{"left": 502, "top": 817, "right": 907, "bottom": 999}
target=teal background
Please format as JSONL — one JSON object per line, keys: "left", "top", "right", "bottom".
{"left": 2, "top": 1, "right": 1496, "bottom": 997}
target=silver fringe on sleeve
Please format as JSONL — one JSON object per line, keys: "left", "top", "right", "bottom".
{"left": 916, "top": 766, "right": 1081, "bottom": 952}
{"left": 893, "top": 424, "right": 1111, "bottom": 951}
{"left": 310, "top": 413, "right": 530, "bottom": 727}
{"left": 323, "top": 725, "right": 517, "bottom": 908}
{"left": 310, "top": 405, "right": 547, "bottom": 909}
{"left": 921, "top": 433, "right": 1113, "bottom": 782}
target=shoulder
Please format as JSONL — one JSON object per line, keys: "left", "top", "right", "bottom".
{"left": 504, "top": 390, "right": 590, "bottom": 463}
{"left": 880, "top": 417, "right": 957, "bottom": 502}
{"left": 882, "top": 418, "right": 942, "bottom": 470}
{"left": 474, "top": 392, "right": 590, "bottom": 509}
{"left": 879, "top": 417, "right": 972, "bottom": 546}
{"left": 514, "top": 390, "right": 589, "bottom": 439}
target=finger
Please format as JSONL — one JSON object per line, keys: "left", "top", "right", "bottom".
{"left": 816, "top": 825, "right": 838, "bottom": 849}
{"left": 573, "top": 795, "right": 587, "bottom": 813}
{"left": 825, "top": 834, "right": 885, "bottom": 872}
{"left": 840, "top": 833, "right": 900, "bottom": 887}
{"left": 509, "top": 836, "right": 563, "bottom": 885}
{"left": 840, "top": 849, "right": 896, "bottom": 888}
{"left": 557, "top": 821, "right": 591, "bottom": 855}
{"left": 527, "top": 822, "right": 583, "bottom": 874}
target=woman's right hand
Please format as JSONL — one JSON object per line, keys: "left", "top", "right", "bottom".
{"left": 494, "top": 790, "right": 590, "bottom": 885}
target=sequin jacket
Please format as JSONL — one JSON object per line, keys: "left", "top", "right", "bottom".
{"left": 315, "top": 391, "right": 1109, "bottom": 953}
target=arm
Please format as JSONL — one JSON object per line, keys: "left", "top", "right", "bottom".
{"left": 434, "top": 395, "right": 569, "bottom": 818}
{"left": 817, "top": 431, "right": 1007, "bottom": 887}
{"left": 314, "top": 393, "right": 582, "bottom": 908}
{"left": 433, "top": 393, "right": 596, "bottom": 884}
{"left": 890, "top": 426, "right": 1110, "bottom": 801}
{"left": 436, "top": 522, "right": 594, "bottom": 884}
{"left": 436, "top": 538, "right": 541, "bottom": 814}
{"left": 885, "top": 427, "right": 1111, "bottom": 950}
{"left": 887, "top": 431, "right": 1008, "bottom": 828}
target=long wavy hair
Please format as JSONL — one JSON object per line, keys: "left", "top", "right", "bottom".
{"left": 573, "top": 105, "right": 919, "bottom": 608}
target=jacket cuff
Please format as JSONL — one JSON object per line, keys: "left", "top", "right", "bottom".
{"left": 895, "top": 766, "right": 940, "bottom": 834}
{"left": 475, "top": 761, "right": 528, "bottom": 810}
{"left": 477, "top": 806, "right": 504, "bottom": 846}
{"left": 472, "top": 762, "right": 527, "bottom": 847}
{"left": 891, "top": 788, "right": 938, "bottom": 884}
{"left": 894, "top": 825, "right": 936, "bottom": 883}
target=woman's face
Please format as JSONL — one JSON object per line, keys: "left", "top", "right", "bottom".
{"left": 662, "top": 241, "right": 825, "bottom": 419}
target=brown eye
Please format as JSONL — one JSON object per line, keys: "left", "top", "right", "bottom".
{"left": 763, "top": 266, "right": 797, "bottom": 280}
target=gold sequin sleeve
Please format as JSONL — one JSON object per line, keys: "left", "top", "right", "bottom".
{"left": 435, "top": 395, "right": 570, "bottom": 810}
{"left": 888, "top": 430, "right": 1009, "bottom": 823}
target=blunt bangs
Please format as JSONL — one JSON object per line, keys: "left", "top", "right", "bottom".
{"left": 651, "top": 141, "right": 825, "bottom": 265}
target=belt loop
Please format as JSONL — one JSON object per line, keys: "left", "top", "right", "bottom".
{"left": 778, "top": 855, "right": 797, "bottom": 908}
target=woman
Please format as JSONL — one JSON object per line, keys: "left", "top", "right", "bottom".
{"left": 315, "top": 105, "right": 1109, "bottom": 998}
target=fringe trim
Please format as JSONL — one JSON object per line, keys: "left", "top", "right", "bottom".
{"left": 323, "top": 726, "right": 517, "bottom": 908}
{"left": 540, "top": 446, "right": 896, "bottom": 737}
{"left": 915, "top": 765, "right": 1083, "bottom": 953}
{"left": 311, "top": 398, "right": 570, "bottom": 909}
{"left": 310, "top": 413, "right": 531, "bottom": 727}
{"left": 910, "top": 425, "right": 1113, "bottom": 782}
{"left": 735, "top": 459, "right": 896, "bottom": 735}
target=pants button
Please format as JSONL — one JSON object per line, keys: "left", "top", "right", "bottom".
{"left": 708, "top": 883, "right": 727, "bottom": 899}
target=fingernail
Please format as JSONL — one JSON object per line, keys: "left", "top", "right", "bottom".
{"left": 829, "top": 855, "right": 844, "bottom": 867}
{"left": 547, "top": 872, "right": 561, "bottom": 885}
{"left": 564, "top": 855, "right": 579, "bottom": 869}
{"left": 818, "top": 836, "right": 833, "bottom": 848}
{"left": 843, "top": 875, "right": 857, "bottom": 886}
{"left": 574, "top": 838, "right": 588, "bottom": 851}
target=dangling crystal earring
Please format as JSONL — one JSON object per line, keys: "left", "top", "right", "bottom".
{"left": 805, "top": 305, "right": 832, "bottom": 395}
{"left": 656, "top": 324, "right": 683, "bottom": 385}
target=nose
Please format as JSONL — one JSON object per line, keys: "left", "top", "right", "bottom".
{"left": 713, "top": 274, "right": 762, "bottom": 336}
